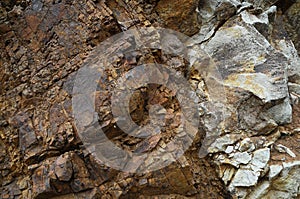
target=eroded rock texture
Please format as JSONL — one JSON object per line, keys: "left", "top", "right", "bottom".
{"left": 0, "top": 0, "right": 300, "bottom": 199}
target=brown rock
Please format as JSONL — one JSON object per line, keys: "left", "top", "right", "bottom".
{"left": 2, "top": 0, "right": 300, "bottom": 199}
{"left": 155, "top": 0, "right": 200, "bottom": 36}
{"left": 54, "top": 154, "right": 73, "bottom": 182}
{"left": 32, "top": 165, "right": 52, "bottom": 197}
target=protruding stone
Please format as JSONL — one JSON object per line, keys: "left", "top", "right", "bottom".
{"left": 282, "top": 161, "right": 300, "bottom": 169}
{"left": 250, "top": 148, "right": 270, "bottom": 172}
{"left": 225, "top": 146, "right": 234, "bottom": 154}
{"left": 230, "top": 169, "right": 259, "bottom": 187}
{"left": 239, "top": 138, "right": 255, "bottom": 152}
{"left": 270, "top": 161, "right": 300, "bottom": 198}
{"left": 231, "top": 152, "right": 252, "bottom": 165}
{"left": 275, "top": 144, "right": 297, "bottom": 158}
{"left": 289, "top": 82, "right": 300, "bottom": 95}
{"left": 54, "top": 154, "right": 73, "bottom": 182}
{"left": 269, "top": 164, "right": 283, "bottom": 180}
{"left": 194, "top": 0, "right": 239, "bottom": 43}
{"left": 219, "top": 165, "right": 236, "bottom": 185}
{"left": 32, "top": 165, "right": 52, "bottom": 197}
{"left": 208, "top": 134, "right": 241, "bottom": 153}
{"left": 266, "top": 98, "right": 292, "bottom": 125}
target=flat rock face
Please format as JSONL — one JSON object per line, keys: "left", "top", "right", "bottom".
{"left": 250, "top": 148, "right": 270, "bottom": 171}
{"left": 1, "top": 0, "right": 300, "bottom": 199}
{"left": 202, "top": 13, "right": 290, "bottom": 123}
{"left": 230, "top": 169, "right": 259, "bottom": 187}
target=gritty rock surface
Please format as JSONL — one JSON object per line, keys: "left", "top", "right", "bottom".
{"left": 0, "top": 0, "right": 300, "bottom": 199}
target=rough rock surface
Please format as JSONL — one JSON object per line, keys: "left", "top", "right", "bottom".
{"left": 0, "top": 0, "right": 300, "bottom": 199}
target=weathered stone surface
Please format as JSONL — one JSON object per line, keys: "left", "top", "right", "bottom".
{"left": 252, "top": 161, "right": 300, "bottom": 199}
{"left": 54, "top": 154, "right": 73, "bottom": 182}
{"left": 197, "top": 12, "right": 293, "bottom": 139}
{"left": 269, "top": 164, "right": 283, "bottom": 179}
{"left": 194, "top": 4, "right": 299, "bottom": 196}
{"left": 51, "top": 188, "right": 102, "bottom": 199}
{"left": 286, "top": 1, "right": 300, "bottom": 55}
{"left": 266, "top": 98, "right": 292, "bottom": 125}
{"left": 250, "top": 148, "right": 270, "bottom": 172}
{"left": 1, "top": 0, "right": 300, "bottom": 198}
{"left": 154, "top": 0, "right": 200, "bottom": 36}
{"left": 230, "top": 169, "right": 259, "bottom": 187}
{"left": 288, "top": 82, "right": 300, "bottom": 95}
{"left": 245, "top": 0, "right": 279, "bottom": 10}
{"left": 231, "top": 152, "right": 252, "bottom": 165}
{"left": 239, "top": 138, "right": 255, "bottom": 152}
{"left": 11, "top": 113, "right": 37, "bottom": 152}
{"left": 194, "top": 0, "right": 239, "bottom": 43}
{"left": 207, "top": 134, "right": 241, "bottom": 154}
{"left": 203, "top": 20, "right": 288, "bottom": 102}
{"left": 219, "top": 165, "right": 236, "bottom": 185}
{"left": 275, "top": 144, "right": 297, "bottom": 158}
{"left": 32, "top": 164, "right": 52, "bottom": 197}
{"left": 247, "top": 181, "right": 270, "bottom": 199}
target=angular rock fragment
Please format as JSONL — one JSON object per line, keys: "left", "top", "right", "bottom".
{"left": 207, "top": 134, "right": 241, "bottom": 153}
{"left": 54, "top": 154, "right": 73, "bottom": 182}
{"left": 265, "top": 161, "right": 300, "bottom": 198}
{"left": 239, "top": 138, "right": 255, "bottom": 152}
{"left": 250, "top": 148, "right": 270, "bottom": 172}
{"left": 219, "top": 165, "right": 236, "bottom": 185}
{"left": 231, "top": 152, "right": 252, "bottom": 165}
{"left": 230, "top": 169, "right": 259, "bottom": 187}
{"left": 269, "top": 164, "right": 283, "bottom": 179}
{"left": 275, "top": 144, "right": 297, "bottom": 158}
{"left": 32, "top": 165, "right": 52, "bottom": 197}
{"left": 1, "top": 0, "right": 300, "bottom": 198}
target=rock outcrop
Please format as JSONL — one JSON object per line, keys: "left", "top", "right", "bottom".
{"left": 0, "top": 0, "right": 299, "bottom": 198}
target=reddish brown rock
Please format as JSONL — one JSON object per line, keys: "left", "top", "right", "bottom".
{"left": 54, "top": 154, "right": 73, "bottom": 182}
{"left": 154, "top": 0, "right": 200, "bottom": 36}
{"left": 1, "top": 0, "right": 300, "bottom": 198}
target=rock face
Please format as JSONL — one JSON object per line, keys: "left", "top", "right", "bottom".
{"left": 0, "top": 0, "right": 300, "bottom": 199}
